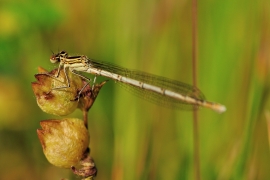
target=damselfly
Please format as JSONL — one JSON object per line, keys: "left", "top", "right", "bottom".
{"left": 45, "top": 50, "right": 226, "bottom": 113}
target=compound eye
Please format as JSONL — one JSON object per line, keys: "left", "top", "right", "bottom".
{"left": 50, "top": 55, "right": 58, "bottom": 63}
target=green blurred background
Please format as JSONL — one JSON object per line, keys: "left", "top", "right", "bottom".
{"left": 0, "top": 0, "right": 269, "bottom": 179}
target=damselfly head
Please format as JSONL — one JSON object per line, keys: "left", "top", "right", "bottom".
{"left": 50, "top": 50, "right": 68, "bottom": 63}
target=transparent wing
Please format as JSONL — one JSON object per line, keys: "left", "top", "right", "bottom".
{"left": 89, "top": 58, "right": 205, "bottom": 110}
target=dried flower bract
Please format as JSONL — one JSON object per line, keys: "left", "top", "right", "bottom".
{"left": 37, "top": 118, "right": 89, "bottom": 168}
{"left": 32, "top": 67, "right": 84, "bottom": 116}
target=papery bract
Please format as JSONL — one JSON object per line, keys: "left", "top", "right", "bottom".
{"left": 32, "top": 67, "right": 84, "bottom": 116}
{"left": 37, "top": 118, "right": 89, "bottom": 168}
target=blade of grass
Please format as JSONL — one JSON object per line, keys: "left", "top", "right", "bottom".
{"left": 191, "top": 0, "right": 200, "bottom": 179}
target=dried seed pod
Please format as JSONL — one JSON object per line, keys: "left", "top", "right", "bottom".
{"left": 37, "top": 118, "right": 89, "bottom": 168}
{"left": 32, "top": 67, "right": 84, "bottom": 116}
{"left": 71, "top": 148, "right": 98, "bottom": 179}
{"left": 78, "top": 80, "right": 107, "bottom": 112}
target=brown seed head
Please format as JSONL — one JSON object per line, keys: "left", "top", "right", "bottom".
{"left": 37, "top": 118, "right": 89, "bottom": 168}
{"left": 32, "top": 67, "right": 84, "bottom": 116}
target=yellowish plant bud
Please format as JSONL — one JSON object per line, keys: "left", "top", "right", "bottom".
{"left": 37, "top": 118, "right": 89, "bottom": 168}
{"left": 32, "top": 67, "right": 84, "bottom": 116}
